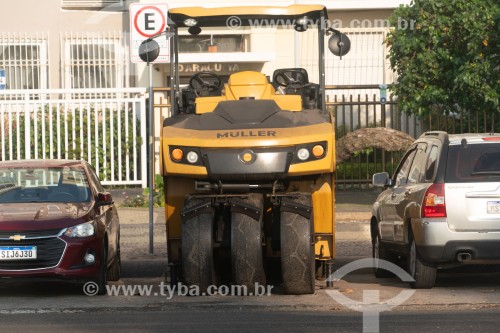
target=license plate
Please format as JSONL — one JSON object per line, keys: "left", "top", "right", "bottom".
{"left": 0, "top": 246, "right": 37, "bottom": 260}
{"left": 487, "top": 201, "right": 500, "bottom": 214}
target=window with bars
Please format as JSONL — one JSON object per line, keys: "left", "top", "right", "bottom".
{"left": 62, "top": 32, "right": 127, "bottom": 90}
{"left": 61, "top": 0, "right": 124, "bottom": 9}
{"left": 0, "top": 33, "right": 48, "bottom": 90}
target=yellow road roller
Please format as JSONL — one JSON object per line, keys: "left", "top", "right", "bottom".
{"left": 151, "top": 5, "right": 350, "bottom": 294}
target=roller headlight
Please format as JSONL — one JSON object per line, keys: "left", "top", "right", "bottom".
{"left": 184, "top": 18, "right": 198, "bottom": 27}
{"left": 292, "top": 142, "right": 327, "bottom": 164}
{"left": 297, "top": 148, "right": 310, "bottom": 161}
{"left": 186, "top": 151, "right": 199, "bottom": 164}
{"left": 169, "top": 146, "right": 203, "bottom": 166}
{"left": 64, "top": 222, "right": 95, "bottom": 238}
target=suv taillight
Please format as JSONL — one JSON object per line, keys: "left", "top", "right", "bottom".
{"left": 422, "top": 183, "right": 446, "bottom": 218}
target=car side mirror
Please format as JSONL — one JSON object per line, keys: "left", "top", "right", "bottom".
{"left": 96, "top": 192, "right": 114, "bottom": 206}
{"left": 372, "top": 172, "right": 393, "bottom": 188}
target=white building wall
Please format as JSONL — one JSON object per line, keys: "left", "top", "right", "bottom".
{"left": 0, "top": 0, "right": 128, "bottom": 89}
{"left": 0, "top": 0, "right": 409, "bottom": 90}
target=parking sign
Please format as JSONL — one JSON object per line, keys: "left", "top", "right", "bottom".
{"left": 129, "top": 3, "right": 170, "bottom": 63}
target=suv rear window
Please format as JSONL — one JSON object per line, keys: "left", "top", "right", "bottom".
{"left": 445, "top": 143, "right": 500, "bottom": 183}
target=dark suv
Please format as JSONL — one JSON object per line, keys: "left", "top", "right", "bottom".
{"left": 371, "top": 131, "right": 500, "bottom": 288}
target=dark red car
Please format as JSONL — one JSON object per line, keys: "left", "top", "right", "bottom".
{"left": 0, "top": 159, "right": 120, "bottom": 295}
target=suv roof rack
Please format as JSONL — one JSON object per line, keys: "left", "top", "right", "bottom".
{"left": 422, "top": 131, "right": 447, "bottom": 137}
{"left": 420, "top": 131, "right": 448, "bottom": 141}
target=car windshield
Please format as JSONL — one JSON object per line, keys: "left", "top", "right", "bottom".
{"left": 445, "top": 143, "right": 500, "bottom": 183}
{"left": 0, "top": 166, "right": 90, "bottom": 203}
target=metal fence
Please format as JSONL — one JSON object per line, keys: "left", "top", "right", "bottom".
{"left": 0, "top": 88, "right": 148, "bottom": 186}
{"left": 327, "top": 85, "right": 421, "bottom": 189}
{"left": 328, "top": 85, "right": 500, "bottom": 188}
{"left": 1, "top": 85, "right": 488, "bottom": 189}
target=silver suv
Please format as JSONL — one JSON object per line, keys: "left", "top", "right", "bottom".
{"left": 371, "top": 131, "right": 500, "bottom": 288}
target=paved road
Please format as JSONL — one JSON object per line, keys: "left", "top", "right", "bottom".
{"left": 0, "top": 309, "right": 498, "bottom": 333}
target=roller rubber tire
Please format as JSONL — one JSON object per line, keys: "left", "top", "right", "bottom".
{"left": 231, "top": 193, "right": 266, "bottom": 292}
{"left": 280, "top": 194, "right": 315, "bottom": 295}
{"left": 182, "top": 198, "right": 215, "bottom": 292}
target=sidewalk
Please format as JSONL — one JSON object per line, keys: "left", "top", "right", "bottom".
{"left": 335, "top": 189, "right": 379, "bottom": 221}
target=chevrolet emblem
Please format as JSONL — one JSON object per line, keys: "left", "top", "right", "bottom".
{"left": 9, "top": 235, "right": 26, "bottom": 241}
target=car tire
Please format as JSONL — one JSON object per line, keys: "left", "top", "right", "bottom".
{"left": 107, "top": 242, "right": 121, "bottom": 282}
{"left": 94, "top": 244, "right": 109, "bottom": 295}
{"left": 407, "top": 238, "right": 437, "bottom": 289}
{"left": 372, "top": 232, "right": 396, "bottom": 278}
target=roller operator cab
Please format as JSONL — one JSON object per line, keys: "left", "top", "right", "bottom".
{"left": 142, "top": 5, "right": 350, "bottom": 294}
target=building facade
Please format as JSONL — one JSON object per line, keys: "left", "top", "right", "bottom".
{"left": 0, "top": 0, "right": 410, "bottom": 92}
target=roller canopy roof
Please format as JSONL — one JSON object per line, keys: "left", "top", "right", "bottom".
{"left": 168, "top": 5, "right": 328, "bottom": 27}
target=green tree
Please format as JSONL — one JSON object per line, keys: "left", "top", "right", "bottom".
{"left": 387, "top": 0, "right": 499, "bottom": 118}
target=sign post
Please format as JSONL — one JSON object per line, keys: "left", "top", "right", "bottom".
{"left": 129, "top": 3, "right": 169, "bottom": 255}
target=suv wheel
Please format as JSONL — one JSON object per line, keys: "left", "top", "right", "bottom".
{"left": 407, "top": 238, "right": 437, "bottom": 289}
{"left": 373, "top": 232, "right": 395, "bottom": 278}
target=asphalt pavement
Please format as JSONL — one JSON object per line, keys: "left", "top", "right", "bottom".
{"left": 1, "top": 309, "right": 499, "bottom": 333}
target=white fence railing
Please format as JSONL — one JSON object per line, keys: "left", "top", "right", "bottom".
{"left": 0, "top": 88, "right": 148, "bottom": 187}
